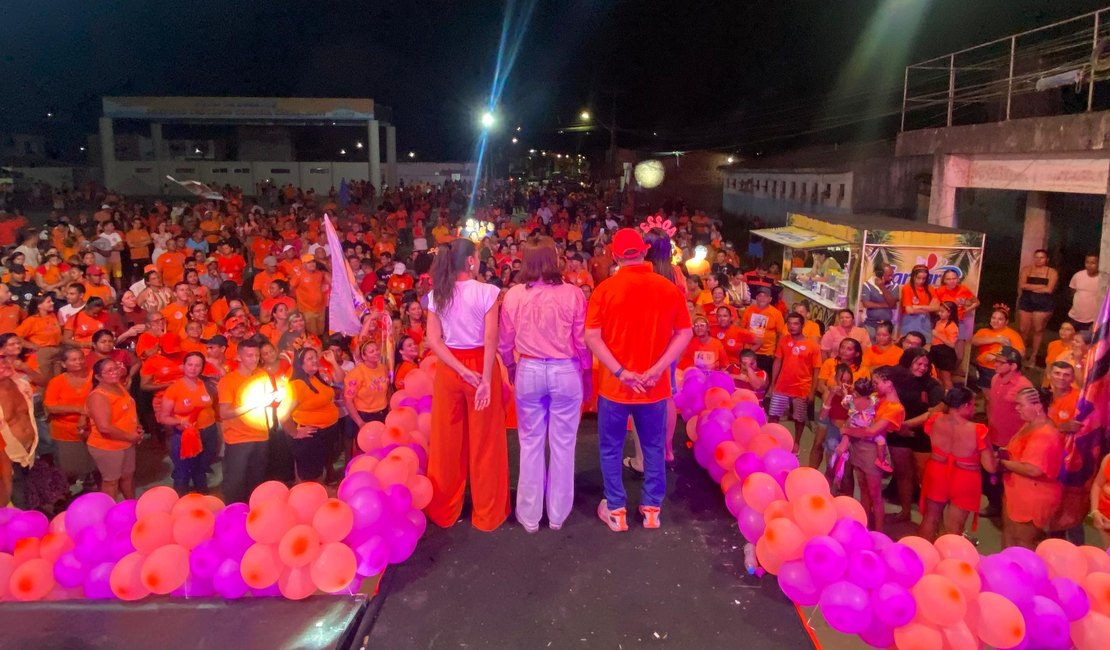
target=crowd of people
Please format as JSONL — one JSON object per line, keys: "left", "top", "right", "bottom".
{"left": 0, "top": 176, "right": 1105, "bottom": 553}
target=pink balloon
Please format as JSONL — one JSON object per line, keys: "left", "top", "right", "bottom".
{"left": 310, "top": 542, "right": 358, "bottom": 594}
{"left": 933, "top": 534, "right": 979, "bottom": 567}
{"left": 287, "top": 482, "right": 329, "bottom": 525}
{"left": 899, "top": 535, "right": 941, "bottom": 574}
{"left": 278, "top": 525, "right": 322, "bottom": 568}
{"left": 778, "top": 559, "right": 821, "bottom": 606}
{"left": 141, "top": 544, "right": 190, "bottom": 595}
{"left": 409, "top": 475, "right": 433, "bottom": 510}
{"left": 1037, "top": 538, "right": 1087, "bottom": 583}
{"left": 277, "top": 565, "right": 317, "bottom": 600}
{"left": 248, "top": 481, "right": 291, "bottom": 509}
{"left": 736, "top": 505, "right": 766, "bottom": 542}
{"left": 802, "top": 536, "right": 847, "bottom": 584}
{"left": 831, "top": 496, "right": 868, "bottom": 526}
{"left": 135, "top": 485, "right": 179, "bottom": 518}
{"left": 741, "top": 472, "right": 785, "bottom": 513}
{"left": 730, "top": 417, "right": 761, "bottom": 446}
{"left": 783, "top": 467, "right": 830, "bottom": 502}
{"left": 761, "top": 423, "right": 794, "bottom": 451}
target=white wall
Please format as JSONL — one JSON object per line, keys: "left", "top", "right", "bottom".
{"left": 10, "top": 167, "right": 75, "bottom": 188}
{"left": 723, "top": 170, "right": 854, "bottom": 210}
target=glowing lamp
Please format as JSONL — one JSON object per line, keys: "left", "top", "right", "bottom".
{"left": 634, "top": 160, "right": 665, "bottom": 189}
{"left": 238, "top": 375, "right": 292, "bottom": 430}
{"left": 685, "top": 245, "right": 710, "bottom": 276}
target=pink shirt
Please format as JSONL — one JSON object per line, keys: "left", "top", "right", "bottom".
{"left": 498, "top": 282, "right": 590, "bottom": 370}
{"left": 988, "top": 370, "right": 1034, "bottom": 447}
{"left": 820, "top": 325, "right": 872, "bottom": 357}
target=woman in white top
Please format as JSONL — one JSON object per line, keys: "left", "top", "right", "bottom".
{"left": 425, "top": 237, "right": 510, "bottom": 532}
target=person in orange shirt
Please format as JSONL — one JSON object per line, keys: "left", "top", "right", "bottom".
{"left": 768, "top": 312, "right": 822, "bottom": 452}
{"left": 292, "top": 256, "right": 328, "bottom": 335}
{"left": 181, "top": 321, "right": 208, "bottom": 356}
{"left": 970, "top": 305, "right": 1025, "bottom": 393}
{"left": 678, "top": 316, "right": 727, "bottom": 371}
{"left": 217, "top": 339, "right": 279, "bottom": 503}
{"left": 862, "top": 321, "right": 902, "bottom": 373}
{"left": 86, "top": 358, "right": 143, "bottom": 500}
{"left": 140, "top": 333, "right": 186, "bottom": 443}
{"left": 251, "top": 256, "right": 287, "bottom": 302}
{"left": 260, "top": 279, "right": 296, "bottom": 323}
{"left": 739, "top": 287, "right": 787, "bottom": 377}
{"left": 1001, "top": 387, "right": 1064, "bottom": 549}
{"left": 250, "top": 234, "right": 274, "bottom": 270}
{"left": 43, "top": 347, "right": 94, "bottom": 482}
{"left": 158, "top": 351, "right": 219, "bottom": 495}
{"left": 62, "top": 298, "right": 109, "bottom": 351}
{"left": 215, "top": 241, "right": 247, "bottom": 285}
{"left": 387, "top": 263, "right": 414, "bottom": 300}
{"left": 283, "top": 347, "right": 342, "bottom": 484}
{"left": 585, "top": 228, "right": 692, "bottom": 531}
{"left": 1043, "top": 322, "right": 1076, "bottom": 387}
{"left": 342, "top": 340, "right": 390, "bottom": 461}
{"left": 200, "top": 213, "right": 223, "bottom": 244}
{"left": 156, "top": 238, "right": 187, "bottom": 287}
{"left": 0, "top": 286, "right": 24, "bottom": 335}
{"left": 710, "top": 303, "right": 756, "bottom": 370}
{"left": 562, "top": 254, "right": 593, "bottom": 288}
{"left": 125, "top": 217, "right": 152, "bottom": 277}
{"left": 841, "top": 366, "right": 906, "bottom": 533}
{"left": 82, "top": 266, "right": 114, "bottom": 303}
{"left": 161, "top": 282, "right": 194, "bottom": 335}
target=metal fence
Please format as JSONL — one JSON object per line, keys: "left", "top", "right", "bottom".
{"left": 901, "top": 7, "right": 1110, "bottom": 131}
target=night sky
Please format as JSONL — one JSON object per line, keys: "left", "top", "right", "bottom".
{"left": 0, "top": 0, "right": 1104, "bottom": 160}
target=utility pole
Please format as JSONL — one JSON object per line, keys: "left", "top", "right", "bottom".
{"left": 606, "top": 89, "right": 621, "bottom": 180}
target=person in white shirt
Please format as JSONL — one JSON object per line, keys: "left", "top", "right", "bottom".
{"left": 57, "top": 283, "right": 87, "bottom": 325}
{"left": 1068, "top": 254, "right": 1102, "bottom": 331}
{"left": 13, "top": 232, "right": 41, "bottom": 270}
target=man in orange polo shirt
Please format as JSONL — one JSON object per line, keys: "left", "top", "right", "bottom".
{"left": 585, "top": 228, "right": 692, "bottom": 532}
{"left": 768, "top": 312, "right": 822, "bottom": 452}
{"left": 82, "top": 266, "right": 114, "bottom": 303}
{"left": 711, "top": 305, "right": 754, "bottom": 370}
{"left": 218, "top": 333, "right": 276, "bottom": 503}
{"left": 161, "top": 283, "right": 193, "bottom": 335}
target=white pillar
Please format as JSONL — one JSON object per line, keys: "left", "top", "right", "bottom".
{"left": 367, "top": 119, "right": 381, "bottom": 193}
{"left": 1020, "top": 191, "right": 1050, "bottom": 268}
{"left": 150, "top": 122, "right": 164, "bottom": 161}
{"left": 385, "top": 125, "right": 397, "bottom": 188}
{"left": 99, "top": 117, "right": 117, "bottom": 191}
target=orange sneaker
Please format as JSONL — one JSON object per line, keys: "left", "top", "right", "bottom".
{"left": 597, "top": 499, "right": 628, "bottom": 532}
{"left": 639, "top": 505, "right": 661, "bottom": 529}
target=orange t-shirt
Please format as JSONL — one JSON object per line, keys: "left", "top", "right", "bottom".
{"left": 772, "top": 335, "right": 822, "bottom": 398}
{"left": 161, "top": 303, "right": 190, "bottom": 335}
{"left": 141, "top": 355, "right": 184, "bottom": 387}
{"left": 711, "top": 325, "right": 756, "bottom": 368}
{"left": 290, "top": 376, "right": 340, "bottom": 428}
{"left": 973, "top": 327, "right": 1025, "bottom": 369}
{"left": 585, "top": 263, "right": 691, "bottom": 404}
{"left": 217, "top": 254, "right": 247, "bottom": 285}
{"left": 563, "top": 270, "right": 594, "bottom": 288}
{"left": 863, "top": 344, "right": 903, "bottom": 372}
{"left": 1049, "top": 390, "right": 1080, "bottom": 427}
{"left": 679, "top": 336, "right": 727, "bottom": 371}
{"left": 875, "top": 399, "right": 907, "bottom": 433}
{"left": 83, "top": 282, "right": 113, "bottom": 304}
{"left": 210, "top": 298, "right": 230, "bottom": 326}
{"left": 217, "top": 368, "right": 271, "bottom": 444}
{"left": 387, "top": 274, "right": 414, "bottom": 297}
{"left": 740, "top": 305, "right": 787, "bottom": 356}
{"left": 934, "top": 284, "right": 976, "bottom": 320}
{"left": 344, "top": 363, "right": 389, "bottom": 412}
{"left": 44, "top": 372, "right": 93, "bottom": 442}
{"left": 126, "top": 230, "right": 151, "bottom": 260}
{"left": 16, "top": 314, "right": 62, "bottom": 348}
{"left": 162, "top": 378, "right": 216, "bottom": 429}
{"left": 900, "top": 285, "right": 934, "bottom": 311}
{"left": 250, "top": 238, "right": 274, "bottom": 269}
{"left": 1003, "top": 423, "right": 1064, "bottom": 528}
{"left": 395, "top": 361, "right": 417, "bottom": 390}
{"left": 818, "top": 357, "right": 871, "bottom": 385}
{"left": 252, "top": 270, "right": 287, "bottom": 297}
{"left": 86, "top": 387, "right": 139, "bottom": 451}
{"left": 293, "top": 271, "right": 327, "bottom": 312}
{"left": 0, "top": 304, "right": 23, "bottom": 334}
{"left": 65, "top": 310, "right": 104, "bottom": 346}
{"left": 157, "top": 251, "right": 187, "bottom": 286}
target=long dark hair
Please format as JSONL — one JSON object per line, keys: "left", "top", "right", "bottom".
{"left": 431, "top": 238, "right": 475, "bottom": 314}
{"left": 91, "top": 357, "right": 117, "bottom": 387}
{"left": 394, "top": 336, "right": 416, "bottom": 367}
{"left": 643, "top": 228, "right": 675, "bottom": 283}
{"left": 837, "top": 337, "right": 864, "bottom": 371}
{"left": 898, "top": 346, "right": 932, "bottom": 379}
{"left": 291, "top": 347, "right": 328, "bottom": 394}
{"left": 518, "top": 235, "right": 562, "bottom": 286}
{"left": 908, "top": 265, "right": 932, "bottom": 301}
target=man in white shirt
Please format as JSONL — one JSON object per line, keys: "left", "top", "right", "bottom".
{"left": 13, "top": 231, "right": 41, "bottom": 270}
{"left": 537, "top": 201, "right": 553, "bottom": 226}
{"left": 1068, "top": 254, "right": 1102, "bottom": 331}
{"left": 57, "top": 283, "right": 87, "bottom": 325}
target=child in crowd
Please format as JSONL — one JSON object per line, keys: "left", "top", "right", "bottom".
{"left": 819, "top": 364, "right": 854, "bottom": 489}
{"left": 830, "top": 377, "right": 892, "bottom": 475}
{"left": 929, "top": 301, "right": 959, "bottom": 389}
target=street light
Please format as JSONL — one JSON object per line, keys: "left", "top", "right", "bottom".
{"left": 480, "top": 111, "right": 495, "bottom": 129}
{"left": 339, "top": 148, "right": 347, "bottom": 155}
{"left": 511, "top": 137, "right": 518, "bottom": 144}
{"left": 355, "top": 141, "right": 364, "bottom": 149}
{"left": 580, "top": 110, "right": 591, "bottom": 121}
{"left": 408, "top": 151, "right": 416, "bottom": 159}
{"left": 726, "top": 156, "right": 735, "bottom": 164}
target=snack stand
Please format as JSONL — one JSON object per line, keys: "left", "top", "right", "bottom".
{"left": 751, "top": 212, "right": 986, "bottom": 326}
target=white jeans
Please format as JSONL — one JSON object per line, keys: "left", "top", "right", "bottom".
{"left": 514, "top": 358, "right": 583, "bottom": 528}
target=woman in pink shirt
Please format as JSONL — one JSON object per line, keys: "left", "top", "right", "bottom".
{"left": 820, "top": 309, "right": 872, "bottom": 361}
{"left": 499, "top": 235, "right": 590, "bottom": 532}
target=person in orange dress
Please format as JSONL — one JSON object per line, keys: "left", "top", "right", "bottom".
{"left": 917, "top": 386, "right": 997, "bottom": 541}
{"left": 158, "top": 351, "right": 219, "bottom": 494}
{"left": 43, "top": 347, "right": 95, "bottom": 482}
{"left": 283, "top": 347, "right": 341, "bottom": 484}
{"left": 1000, "top": 387, "right": 1064, "bottom": 549}
{"left": 862, "top": 321, "right": 902, "bottom": 373}
{"left": 86, "top": 358, "right": 143, "bottom": 500}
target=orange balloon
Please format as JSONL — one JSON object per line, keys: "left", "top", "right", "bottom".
{"left": 387, "top": 447, "right": 421, "bottom": 476}
{"left": 381, "top": 426, "right": 410, "bottom": 447}
{"left": 278, "top": 524, "right": 322, "bottom": 568}
{"left": 409, "top": 430, "right": 429, "bottom": 449}
{"left": 934, "top": 534, "right": 980, "bottom": 567}
{"left": 832, "top": 495, "right": 868, "bottom": 526}
{"left": 403, "top": 370, "right": 433, "bottom": 398}
{"left": 141, "top": 544, "right": 189, "bottom": 595}
{"left": 38, "top": 533, "right": 73, "bottom": 564}
{"left": 374, "top": 456, "right": 413, "bottom": 487}
{"left": 893, "top": 620, "right": 942, "bottom": 650}
{"left": 416, "top": 412, "right": 432, "bottom": 436}
{"left": 136, "top": 485, "right": 179, "bottom": 518}
{"left": 49, "top": 511, "right": 66, "bottom": 535}
{"left": 418, "top": 355, "right": 437, "bottom": 376}
{"left": 1072, "top": 611, "right": 1110, "bottom": 650}
{"left": 287, "top": 481, "right": 330, "bottom": 525}
{"left": 704, "top": 387, "right": 731, "bottom": 410}
{"left": 899, "top": 536, "right": 941, "bottom": 574}
{"left": 388, "top": 391, "right": 409, "bottom": 410}
{"left": 312, "top": 499, "right": 354, "bottom": 543}
{"left": 720, "top": 471, "right": 740, "bottom": 494}
{"left": 172, "top": 506, "right": 215, "bottom": 550}
{"left": 783, "top": 467, "right": 831, "bottom": 502}
{"left": 732, "top": 388, "right": 759, "bottom": 404}
{"left": 246, "top": 500, "right": 297, "bottom": 545}
{"left": 973, "top": 592, "right": 1025, "bottom": 649}
{"left": 110, "top": 552, "right": 151, "bottom": 601}
{"left": 747, "top": 434, "right": 779, "bottom": 457}
{"left": 934, "top": 558, "right": 982, "bottom": 600}
{"left": 793, "top": 493, "right": 837, "bottom": 538}
{"left": 241, "top": 543, "right": 283, "bottom": 589}
{"left": 385, "top": 407, "right": 418, "bottom": 434}
{"left": 714, "top": 441, "right": 741, "bottom": 470}
{"left": 9, "top": 558, "right": 54, "bottom": 601}
{"left": 755, "top": 536, "right": 784, "bottom": 575}
{"left": 1082, "top": 572, "right": 1110, "bottom": 617}
{"left": 1037, "top": 538, "right": 1088, "bottom": 582}
{"left": 13, "top": 537, "right": 40, "bottom": 563}
{"left": 940, "top": 620, "right": 978, "bottom": 650}
{"left": 686, "top": 416, "right": 700, "bottom": 443}
{"left": 357, "top": 421, "right": 386, "bottom": 453}
{"left": 278, "top": 564, "right": 317, "bottom": 600}
{"left": 913, "top": 574, "right": 967, "bottom": 626}
{"left": 248, "top": 480, "right": 291, "bottom": 508}
{"left": 310, "top": 542, "right": 357, "bottom": 593}
{"left": 761, "top": 423, "right": 794, "bottom": 452}
{"left": 763, "top": 518, "right": 806, "bottom": 561}
{"left": 202, "top": 495, "right": 226, "bottom": 513}
{"left": 347, "top": 455, "right": 380, "bottom": 475}
{"left": 131, "top": 512, "right": 175, "bottom": 555}
{"left": 1081, "top": 546, "right": 1110, "bottom": 574}
{"left": 409, "top": 475, "right": 434, "bottom": 510}
{"left": 762, "top": 499, "right": 793, "bottom": 525}
{"left": 741, "top": 472, "right": 785, "bottom": 513}
{"left": 731, "top": 417, "right": 760, "bottom": 447}
{"left": 171, "top": 493, "right": 212, "bottom": 519}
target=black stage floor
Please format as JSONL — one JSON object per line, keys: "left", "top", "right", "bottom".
{"left": 366, "top": 417, "right": 815, "bottom": 649}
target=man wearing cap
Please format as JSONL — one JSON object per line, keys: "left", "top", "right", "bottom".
{"left": 278, "top": 244, "right": 302, "bottom": 280}
{"left": 585, "top": 228, "right": 692, "bottom": 532}
{"left": 82, "top": 265, "right": 114, "bottom": 304}
{"left": 203, "top": 334, "right": 231, "bottom": 379}
{"left": 387, "top": 262, "right": 413, "bottom": 300}
{"left": 983, "top": 345, "right": 1033, "bottom": 517}
{"left": 252, "top": 256, "right": 286, "bottom": 303}
{"left": 6, "top": 264, "right": 38, "bottom": 309}
{"left": 292, "top": 256, "right": 328, "bottom": 335}
{"left": 223, "top": 316, "right": 249, "bottom": 360}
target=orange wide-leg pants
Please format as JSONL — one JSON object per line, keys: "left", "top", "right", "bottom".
{"left": 425, "top": 347, "right": 510, "bottom": 531}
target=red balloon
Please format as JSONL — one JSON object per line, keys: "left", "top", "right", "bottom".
{"left": 141, "top": 544, "right": 190, "bottom": 595}
{"left": 278, "top": 525, "right": 322, "bottom": 568}
{"left": 246, "top": 500, "right": 297, "bottom": 545}
{"left": 240, "top": 543, "right": 283, "bottom": 589}
{"left": 278, "top": 565, "right": 316, "bottom": 600}
{"left": 132, "top": 512, "right": 175, "bottom": 554}
{"left": 287, "top": 482, "right": 329, "bottom": 525}
{"left": 9, "top": 558, "right": 54, "bottom": 601}
{"left": 136, "top": 485, "right": 179, "bottom": 518}
{"left": 312, "top": 499, "right": 354, "bottom": 543}
{"left": 110, "top": 552, "right": 151, "bottom": 601}
{"left": 172, "top": 506, "right": 215, "bottom": 550}
{"left": 310, "top": 542, "right": 357, "bottom": 594}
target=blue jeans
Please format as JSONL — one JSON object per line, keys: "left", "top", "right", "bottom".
{"left": 598, "top": 396, "right": 667, "bottom": 510}
{"left": 169, "top": 424, "right": 219, "bottom": 493}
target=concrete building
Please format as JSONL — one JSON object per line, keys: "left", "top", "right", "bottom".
{"left": 98, "top": 96, "right": 399, "bottom": 196}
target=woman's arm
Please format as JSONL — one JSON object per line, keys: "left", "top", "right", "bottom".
{"left": 1039, "top": 268, "right": 1059, "bottom": 294}
{"left": 980, "top": 447, "right": 998, "bottom": 474}
{"left": 475, "top": 303, "right": 499, "bottom": 411}
{"left": 842, "top": 417, "right": 896, "bottom": 439}
{"left": 343, "top": 383, "right": 366, "bottom": 429}
{"left": 1017, "top": 266, "right": 1032, "bottom": 291}
{"left": 1000, "top": 458, "right": 1047, "bottom": 478}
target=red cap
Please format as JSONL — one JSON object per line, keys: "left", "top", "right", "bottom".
{"left": 611, "top": 228, "right": 649, "bottom": 260}
{"left": 223, "top": 316, "right": 246, "bottom": 332}
{"left": 159, "top": 332, "right": 182, "bottom": 355}
{"left": 87, "top": 266, "right": 104, "bottom": 276}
